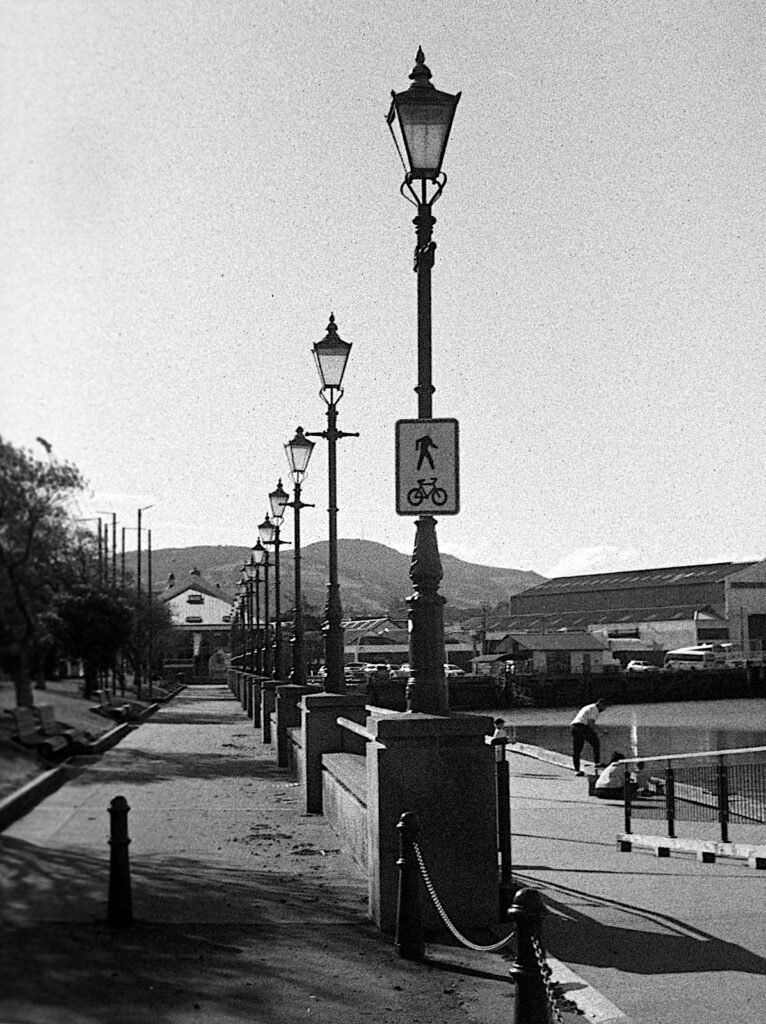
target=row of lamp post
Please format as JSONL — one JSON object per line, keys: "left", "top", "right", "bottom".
{"left": 234, "top": 49, "right": 458, "bottom": 712}
{"left": 233, "top": 314, "right": 356, "bottom": 690}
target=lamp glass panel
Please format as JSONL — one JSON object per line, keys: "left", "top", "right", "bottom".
{"left": 285, "top": 429, "right": 315, "bottom": 475}
{"left": 252, "top": 541, "right": 266, "bottom": 566}
{"left": 394, "top": 89, "right": 458, "bottom": 178}
{"left": 259, "top": 516, "right": 276, "bottom": 545}
{"left": 313, "top": 339, "right": 351, "bottom": 389}
{"left": 269, "top": 482, "right": 289, "bottom": 521}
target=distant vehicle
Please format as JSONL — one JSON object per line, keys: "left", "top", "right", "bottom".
{"left": 363, "top": 663, "right": 391, "bottom": 681}
{"left": 444, "top": 664, "right": 466, "bottom": 677}
{"left": 625, "top": 660, "right": 659, "bottom": 674}
{"left": 344, "top": 662, "right": 367, "bottom": 683}
{"left": 393, "top": 663, "right": 411, "bottom": 679}
{"left": 662, "top": 645, "right": 726, "bottom": 672}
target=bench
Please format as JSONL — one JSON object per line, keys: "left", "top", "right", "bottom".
{"left": 6, "top": 707, "right": 71, "bottom": 760}
{"left": 90, "top": 689, "right": 149, "bottom": 722}
{"left": 33, "top": 705, "right": 94, "bottom": 752}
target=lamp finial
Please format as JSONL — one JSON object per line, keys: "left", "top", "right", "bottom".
{"left": 410, "top": 47, "right": 433, "bottom": 87}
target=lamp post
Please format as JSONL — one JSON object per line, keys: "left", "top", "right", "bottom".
{"left": 306, "top": 314, "right": 358, "bottom": 694}
{"left": 237, "top": 571, "right": 248, "bottom": 670}
{"left": 242, "top": 557, "right": 257, "bottom": 673}
{"left": 285, "top": 427, "right": 315, "bottom": 686}
{"left": 257, "top": 519, "right": 274, "bottom": 676}
{"left": 388, "top": 48, "right": 460, "bottom": 714}
{"left": 251, "top": 539, "right": 266, "bottom": 673}
{"left": 268, "top": 480, "right": 290, "bottom": 680}
{"left": 135, "top": 504, "right": 155, "bottom": 699}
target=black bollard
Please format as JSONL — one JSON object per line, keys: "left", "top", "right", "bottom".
{"left": 395, "top": 811, "right": 425, "bottom": 961}
{"left": 108, "top": 795, "right": 133, "bottom": 927}
{"left": 508, "top": 887, "right": 550, "bottom": 1023}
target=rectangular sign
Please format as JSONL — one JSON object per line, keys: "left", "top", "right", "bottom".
{"left": 395, "top": 418, "right": 459, "bottom": 516}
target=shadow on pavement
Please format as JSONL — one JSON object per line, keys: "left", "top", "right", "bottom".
{"left": 541, "top": 890, "right": 766, "bottom": 976}
{"left": 66, "top": 747, "right": 290, "bottom": 786}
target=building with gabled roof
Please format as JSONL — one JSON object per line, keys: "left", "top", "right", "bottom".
{"left": 500, "top": 559, "right": 766, "bottom": 663}
{"left": 159, "top": 568, "right": 235, "bottom": 679}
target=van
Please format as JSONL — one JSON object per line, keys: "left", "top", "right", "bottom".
{"left": 662, "top": 645, "right": 726, "bottom": 672}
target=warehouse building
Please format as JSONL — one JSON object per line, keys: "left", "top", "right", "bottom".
{"left": 497, "top": 559, "right": 766, "bottom": 664}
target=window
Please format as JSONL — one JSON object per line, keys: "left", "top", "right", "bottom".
{"left": 185, "top": 616, "right": 203, "bottom": 623}
{"left": 187, "top": 594, "right": 204, "bottom": 604}
{"left": 222, "top": 615, "right": 231, "bottom": 623}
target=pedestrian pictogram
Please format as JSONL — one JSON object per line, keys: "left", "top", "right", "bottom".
{"left": 395, "top": 418, "right": 459, "bottom": 516}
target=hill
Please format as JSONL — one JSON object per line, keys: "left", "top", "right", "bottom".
{"left": 125, "top": 540, "right": 544, "bottom": 619}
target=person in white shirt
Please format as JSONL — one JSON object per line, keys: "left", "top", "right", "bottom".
{"left": 594, "top": 752, "right": 627, "bottom": 798}
{"left": 570, "top": 699, "right": 606, "bottom": 776}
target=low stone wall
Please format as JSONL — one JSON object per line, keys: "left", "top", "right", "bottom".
{"left": 322, "top": 752, "right": 368, "bottom": 871}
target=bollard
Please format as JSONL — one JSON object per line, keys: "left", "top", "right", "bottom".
{"left": 108, "top": 795, "right": 133, "bottom": 927}
{"left": 395, "top": 811, "right": 425, "bottom": 962}
{"left": 492, "top": 722, "right": 516, "bottom": 917}
{"left": 508, "top": 887, "right": 550, "bottom": 1023}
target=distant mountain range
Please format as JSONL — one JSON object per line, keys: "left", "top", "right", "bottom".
{"left": 124, "top": 540, "right": 544, "bottom": 619}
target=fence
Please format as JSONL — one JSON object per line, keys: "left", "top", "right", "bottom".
{"left": 621, "top": 745, "right": 766, "bottom": 844}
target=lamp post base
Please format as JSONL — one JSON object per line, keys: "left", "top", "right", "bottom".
{"left": 406, "top": 516, "right": 447, "bottom": 715}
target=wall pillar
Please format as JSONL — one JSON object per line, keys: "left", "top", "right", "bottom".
{"left": 366, "top": 712, "right": 497, "bottom": 935}
{"left": 301, "top": 692, "right": 368, "bottom": 813}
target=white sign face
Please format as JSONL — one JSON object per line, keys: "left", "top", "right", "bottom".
{"left": 395, "top": 418, "right": 459, "bottom": 516}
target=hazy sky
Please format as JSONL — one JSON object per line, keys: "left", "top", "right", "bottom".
{"left": 2, "top": 1, "right": 764, "bottom": 578}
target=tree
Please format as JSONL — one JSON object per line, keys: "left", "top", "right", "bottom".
{"left": 0, "top": 438, "right": 87, "bottom": 706}
{"left": 52, "top": 587, "right": 134, "bottom": 698}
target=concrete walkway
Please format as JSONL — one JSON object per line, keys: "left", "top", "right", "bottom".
{"left": 0, "top": 686, "right": 568, "bottom": 1024}
{"left": 507, "top": 750, "right": 766, "bottom": 1024}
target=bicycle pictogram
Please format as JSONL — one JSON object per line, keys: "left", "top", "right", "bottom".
{"left": 407, "top": 477, "right": 448, "bottom": 508}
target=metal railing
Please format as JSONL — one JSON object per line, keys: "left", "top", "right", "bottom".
{"left": 621, "top": 745, "right": 766, "bottom": 842}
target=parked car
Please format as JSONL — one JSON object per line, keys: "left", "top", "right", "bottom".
{"left": 625, "top": 660, "right": 659, "bottom": 674}
{"left": 344, "top": 662, "right": 367, "bottom": 683}
{"left": 393, "top": 663, "right": 411, "bottom": 679}
{"left": 444, "top": 664, "right": 466, "bottom": 677}
{"left": 363, "top": 663, "right": 391, "bottom": 681}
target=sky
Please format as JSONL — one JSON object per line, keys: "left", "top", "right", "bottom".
{"left": 2, "top": 0, "right": 765, "bottom": 579}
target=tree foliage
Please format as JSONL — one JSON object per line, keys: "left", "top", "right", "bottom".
{"left": 0, "top": 438, "right": 87, "bottom": 704}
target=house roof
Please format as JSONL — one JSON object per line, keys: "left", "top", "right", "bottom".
{"left": 516, "top": 561, "right": 754, "bottom": 598}
{"left": 342, "top": 618, "right": 408, "bottom": 643}
{"left": 489, "top": 604, "right": 726, "bottom": 633}
{"left": 160, "top": 573, "right": 234, "bottom": 605}
{"left": 496, "top": 631, "right": 609, "bottom": 652}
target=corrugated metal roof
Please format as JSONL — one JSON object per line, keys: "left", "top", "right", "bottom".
{"left": 493, "top": 605, "right": 726, "bottom": 632}
{"left": 518, "top": 561, "right": 754, "bottom": 596}
{"left": 502, "top": 631, "right": 608, "bottom": 651}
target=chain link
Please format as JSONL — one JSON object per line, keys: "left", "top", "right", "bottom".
{"left": 531, "top": 935, "right": 566, "bottom": 1024}
{"left": 412, "top": 840, "right": 515, "bottom": 953}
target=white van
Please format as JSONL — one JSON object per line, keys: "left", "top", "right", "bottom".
{"left": 662, "top": 645, "right": 726, "bottom": 672}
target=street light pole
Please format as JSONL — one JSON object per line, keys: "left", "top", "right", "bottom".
{"left": 285, "top": 427, "right": 315, "bottom": 686}
{"left": 252, "top": 540, "right": 266, "bottom": 674}
{"left": 268, "top": 480, "right": 290, "bottom": 680}
{"left": 135, "top": 504, "right": 154, "bottom": 699}
{"left": 307, "top": 314, "right": 358, "bottom": 694}
{"left": 257, "top": 523, "right": 272, "bottom": 677}
{"left": 388, "top": 48, "right": 460, "bottom": 715}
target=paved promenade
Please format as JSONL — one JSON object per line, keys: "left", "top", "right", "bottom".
{"left": 506, "top": 749, "right": 766, "bottom": 1024}
{"left": 0, "top": 686, "right": 552, "bottom": 1024}
{"left": 2, "top": 686, "right": 764, "bottom": 1024}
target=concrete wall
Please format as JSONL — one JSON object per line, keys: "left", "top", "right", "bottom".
{"left": 321, "top": 753, "right": 368, "bottom": 872}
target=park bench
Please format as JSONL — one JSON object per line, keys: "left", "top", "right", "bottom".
{"left": 33, "top": 705, "right": 94, "bottom": 753}
{"left": 6, "top": 707, "right": 71, "bottom": 760}
{"left": 90, "top": 690, "right": 148, "bottom": 723}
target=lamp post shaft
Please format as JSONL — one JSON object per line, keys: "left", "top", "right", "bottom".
{"left": 324, "top": 402, "right": 345, "bottom": 693}
{"left": 263, "top": 557, "right": 272, "bottom": 676}
{"left": 255, "top": 567, "right": 262, "bottom": 674}
{"left": 136, "top": 509, "right": 142, "bottom": 699}
{"left": 272, "top": 526, "right": 283, "bottom": 679}
{"left": 407, "top": 196, "right": 447, "bottom": 715}
{"left": 291, "top": 481, "right": 306, "bottom": 686}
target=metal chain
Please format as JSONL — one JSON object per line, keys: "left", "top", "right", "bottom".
{"left": 412, "top": 841, "right": 515, "bottom": 953}
{"left": 531, "top": 935, "right": 566, "bottom": 1024}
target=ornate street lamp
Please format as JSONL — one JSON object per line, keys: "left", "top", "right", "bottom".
{"left": 285, "top": 426, "right": 315, "bottom": 685}
{"left": 251, "top": 538, "right": 267, "bottom": 674}
{"left": 307, "top": 314, "right": 358, "bottom": 693}
{"left": 268, "top": 479, "right": 290, "bottom": 679}
{"left": 388, "top": 49, "right": 460, "bottom": 714}
{"left": 260, "top": 516, "right": 278, "bottom": 675}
